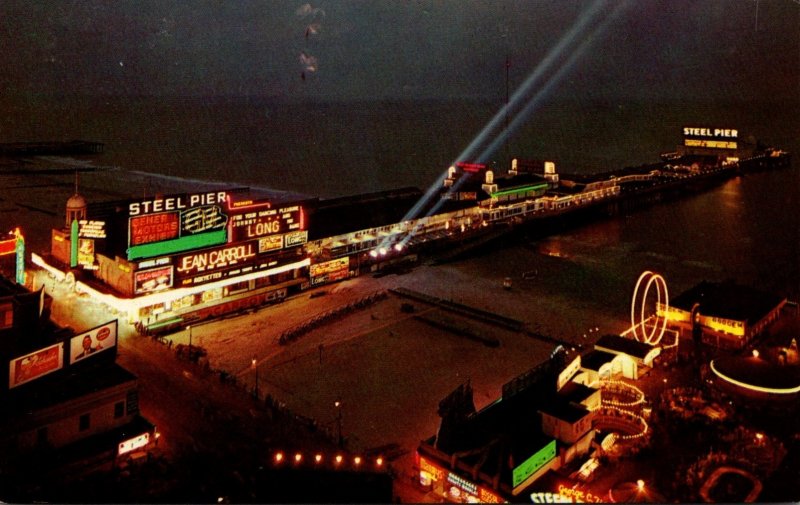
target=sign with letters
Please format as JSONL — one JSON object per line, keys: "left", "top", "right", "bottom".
{"left": 9, "top": 343, "right": 64, "bottom": 388}
{"left": 228, "top": 204, "right": 305, "bottom": 243}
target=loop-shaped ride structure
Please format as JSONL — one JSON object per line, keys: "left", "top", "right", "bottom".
{"left": 630, "top": 271, "right": 669, "bottom": 345}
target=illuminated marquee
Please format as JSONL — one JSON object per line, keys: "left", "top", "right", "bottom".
{"left": 176, "top": 252, "right": 299, "bottom": 287}
{"left": 683, "top": 127, "right": 737, "bottom": 138}
{"left": 456, "top": 161, "right": 486, "bottom": 172}
{"left": 78, "top": 219, "right": 107, "bottom": 239}
{"left": 683, "top": 127, "right": 738, "bottom": 149}
{"left": 129, "top": 212, "right": 180, "bottom": 246}
{"left": 228, "top": 204, "right": 305, "bottom": 243}
{"left": 127, "top": 207, "right": 229, "bottom": 260}
{"left": 310, "top": 257, "right": 349, "bottom": 278}
{"left": 284, "top": 230, "right": 308, "bottom": 247}
{"left": 685, "top": 139, "right": 737, "bottom": 149}
{"left": 119, "top": 433, "right": 150, "bottom": 455}
{"left": 310, "top": 258, "right": 350, "bottom": 285}
{"left": 128, "top": 191, "right": 227, "bottom": 216}
{"left": 418, "top": 455, "right": 504, "bottom": 503}
{"left": 259, "top": 235, "right": 283, "bottom": 253}
{"left": 176, "top": 241, "right": 257, "bottom": 276}
{"left": 182, "top": 205, "right": 226, "bottom": 234}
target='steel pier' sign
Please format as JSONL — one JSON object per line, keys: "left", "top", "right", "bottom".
{"left": 683, "top": 127, "right": 738, "bottom": 138}
{"left": 128, "top": 191, "right": 228, "bottom": 216}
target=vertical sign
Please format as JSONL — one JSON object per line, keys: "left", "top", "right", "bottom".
{"left": 15, "top": 229, "right": 25, "bottom": 285}
{"left": 70, "top": 219, "right": 79, "bottom": 268}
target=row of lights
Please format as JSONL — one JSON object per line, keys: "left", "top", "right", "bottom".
{"left": 599, "top": 405, "right": 649, "bottom": 440}
{"left": 369, "top": 243, "right": 405, "bottom": 258}
{"left": 273, "top": 451, "right": 384, "bottom": 469}
{"left": 599, "top": 379, "right": 646, "bottom": 407}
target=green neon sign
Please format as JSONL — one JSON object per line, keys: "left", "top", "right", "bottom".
{"left": 70, "top": 219, "right": 79, "bottom": 268}
{"left": 512, "top": 439, "right": 556, "bottom": 487}
{"left": 127, "top": 229, "right": 227, "bottom": 260}
{"left": 15, "top": 235, "right": 25, "bottom": 285}
{"left": 490, "top": 183, "right": 549, "bottom": 199}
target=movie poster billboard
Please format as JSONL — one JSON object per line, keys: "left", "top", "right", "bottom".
{"left": 9, "top": 342, "right": 64, "bottom": 388}
{"left": 78, "top": 238, "right": 95, "bottom": 268}
{"left": 134, "top": 265, "right": 174, "bottom": 294}
{"left": 69, "top": 320, "right": 118, "bottom": 364}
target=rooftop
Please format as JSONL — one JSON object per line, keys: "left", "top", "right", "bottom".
{"left": 671, "top": 281, "right": 786, "bottom": 325}
{"left": 3, "top": 362, "right": 136, "bottom": 417}
{"left": 538, "top": 401, "right": 591, "bottom": 424}
{"left": 580, "top": 349, "right": 619, "bottom": 372}
{"left": 595, "top": 334, "right": 656, "bottom": 360}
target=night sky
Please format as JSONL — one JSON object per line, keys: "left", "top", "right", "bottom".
{"left": 2, "top": 0, "right": 799, "bottom": 103}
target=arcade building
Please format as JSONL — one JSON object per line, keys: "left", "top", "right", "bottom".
{"left": 660, "top": 281, "right": 787, "bottom": 351}
{"left": 38, "top": 188, "right": 312, "bottom": 332}
{"left": 416, "top": 349, "right": 605, "bottom": 503}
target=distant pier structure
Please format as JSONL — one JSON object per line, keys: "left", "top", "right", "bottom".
{"left": 0, "top": 140, "right": 104, "bottom": 157}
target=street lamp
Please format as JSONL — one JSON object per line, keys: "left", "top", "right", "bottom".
{"left": 334, "top": 398, "right": 343, "bottom": 447}
{"left": 252, "top": 357, "right": 259, "bottom": 399}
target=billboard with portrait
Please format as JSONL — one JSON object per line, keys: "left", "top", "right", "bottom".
{"left": 69, "top": 320, "right": 118, "bottom": 364}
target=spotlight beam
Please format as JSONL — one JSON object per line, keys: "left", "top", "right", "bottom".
{"left": 390, "top": 0, "right": 613, "bottom": 234}
{"left": 384, "top": 1, "right": 631, "bottom": 251}
{"left": 474, "top": 1, "right": 630, "bottom": 165}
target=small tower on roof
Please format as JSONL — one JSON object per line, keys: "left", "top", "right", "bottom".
{"left": 65, "top": 170, "right": 87, "bottom": 228}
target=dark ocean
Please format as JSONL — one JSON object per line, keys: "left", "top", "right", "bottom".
{"left": 2, "top": 95, "right": 799, "bottom": 309}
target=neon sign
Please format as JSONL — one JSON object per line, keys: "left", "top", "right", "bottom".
{"left": 176, "top": 242, "right": 257, "bottom": 275}
{"left": 127, "top": 229, "right": 227, "bottom": 260}
{"left": 684, "top": 139, "right": 737, "bottom": 149}
{"left": 456, "top": 162, "right": 486, "bottom": 172}
{"left": 556, "top": 485, "right": 604, "bottom": 503}
{"left": 182, "top": 205, "right": 226, "bottom": 234}
{"left": 258, "top": 235, "right": 284, "bottom": 252}
{"left": 284, "top": 230, "right": 308, "bottom": 247}
{"left": 78, "top": 219, "right": 107, "bottom": 239}
{"left": 683, "top": 127, "right": 737, "bottom": 138}
{"left": 228, "top": 205, "right": 304, "bottom": 243}
{"left": 128, "top": 191, "right": 227, "bottom": 216}
{"left": 512, "top": 439, "right": 557, "bottom": 487}
{"left": 447, "top": 472, "right": 478, "bottom": 495}
{"left": 129, "top": 212, "right": 180, "bottom": 245}
{"left": 310, "top": 257, "right": 349, "bottom": 278}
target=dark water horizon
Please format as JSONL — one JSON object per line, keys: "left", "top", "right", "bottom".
{"left": 1, "top": 94, "right": 797, "bottom": 305}
{"left": 2, "top": 94, "right": 798, "bottom": 198}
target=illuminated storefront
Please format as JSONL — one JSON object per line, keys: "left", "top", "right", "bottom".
{"left": 418, "top": 454, "right": 506, "bottom": 503}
